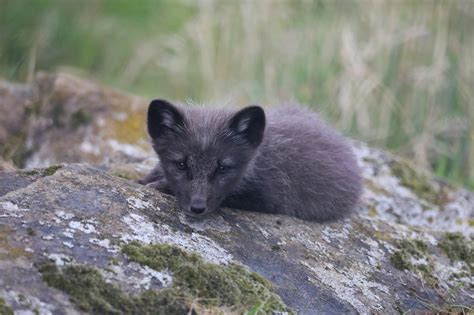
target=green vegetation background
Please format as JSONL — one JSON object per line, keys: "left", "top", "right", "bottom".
{"left": 1, "top": 0, "right": 473, "bottom": 189}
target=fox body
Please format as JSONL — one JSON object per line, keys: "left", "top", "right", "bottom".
{"left": 139, "top": 100, "right": 362, "bottom": 222}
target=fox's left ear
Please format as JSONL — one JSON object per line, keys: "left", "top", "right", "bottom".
{"left": 147, "top": 99, "right": 185, "bottom": 139}
{"left": 228, "top": 106, "right": 266, "bottom": 147}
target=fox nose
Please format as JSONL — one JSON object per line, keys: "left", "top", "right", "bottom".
{"left": 189, "top": 198, "right": 207, "bottom": 215}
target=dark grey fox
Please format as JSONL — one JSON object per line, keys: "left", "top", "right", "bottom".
{"left": 139, "top": 100, "right": 362, "bottom": 222}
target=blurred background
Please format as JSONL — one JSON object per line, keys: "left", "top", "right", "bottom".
{"left": 0, "top": 0, "right": 473, "bottom": 189}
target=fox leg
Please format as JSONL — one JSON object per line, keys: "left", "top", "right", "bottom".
{"left": 145, "top": 178, "right": 173, "bottom": 195}
{"left": 137, "top": 163, "right": 165, "bottom": 185}
{"left": 137, "top": 164, "right": 173, "bottom": 195}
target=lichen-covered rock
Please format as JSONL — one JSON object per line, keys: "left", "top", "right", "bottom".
{"left": 25, "top": 72, "right": 154, "bottom": 168}
{"left": 0, "top": 78, "right": 39, "bottom": 165}
{"left": 0, "top": 73, "right": 473, "bottom": 314}
{"left": 0, "top": 72, "right": 154, "bottom": 171}
{"left": 355, "top": 142, "right": 473, "bottom": 235}
{"left": 0, "top": 161, "right": 472, "bottom": 314}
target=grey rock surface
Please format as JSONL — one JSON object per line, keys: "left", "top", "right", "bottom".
{"left": 0, "top": 77, "right": 38, "bottom": 165}
{"left": 0, "top": 73, "right": 472, "bottom": 314}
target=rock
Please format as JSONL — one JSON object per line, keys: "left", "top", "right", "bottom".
{"left": 0, "top": 72, "right": 155, "bottom": 174}
{"left": 0, "top": 158, "right": 15, "bottom": 172}
{"left": 0, "top": 78, "right": 38, "bottom": 165}
{"left": 0, "top": 73, "right": 473, "bottom": 314}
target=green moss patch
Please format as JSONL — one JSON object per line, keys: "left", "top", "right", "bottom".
{"left": 439, "top": 233, "right": 473, "bottom": 262}
{"left": 439, "top": 233, "right": 473, "bottom": 275}
{"left": 390, "top": 239, "right": 427, "bottom": 270}
{"left": 38, "top": 243, "right": 291, "bottom": 314}
{"left": 38, "top": 261, "right": 193, "bottom": 314}
{"left": 122, "top": 242, "right": 291, "bottom": 313}
{"left": 22, "top": 165, "right": 63, "bottom": 177}
{"left": 70, "top": 109, "right": 92, "bottom": 129}
{"left": 43, "top": 165, "right": 62, "bottom": 176}
{"left": 390, "top": 159, "right": 449, "bottom": 205}
{"left": 391, "top": 234, "right": 474, "bottom": 293}
{"left": 23, "top": 169, "right": 39, "bottom": 176}
{"left": 390, "top": 239, "right": 438, "bottom": 287}
{"left": 0, "top": 297, "right": 14, "bottom": 315}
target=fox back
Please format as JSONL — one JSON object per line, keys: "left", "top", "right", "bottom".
{"left": 140, "top": 100, "right": 362, "bottom": 222}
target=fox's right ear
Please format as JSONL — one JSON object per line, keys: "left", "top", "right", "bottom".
{"left": 228, "top": 105, "right": 266, "bottom": 147}
{"left": 147, "top": 99, "right": 185, "bottom": 139}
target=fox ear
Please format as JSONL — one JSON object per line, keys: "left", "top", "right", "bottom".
{"left": 147, "top": 99, "right": 185, "bottom": 139}
{"left": 228, "top": 106, "right": 265, "bottom": 147}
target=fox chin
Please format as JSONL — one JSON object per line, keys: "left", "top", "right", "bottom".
{"left": 138, "top": 99, "right": 362, "bottom": 222}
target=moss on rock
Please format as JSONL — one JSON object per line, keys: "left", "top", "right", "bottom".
{"left": 390, "top": 239, "right": 427, "bottom": 270}
{"left": 439, "top": 233, "right": 472, "bottom": 262}
{"left": 390, "top": 239, "right": 438, "bottom": 287}
{"left": 38, "top": 261, "right": 191, "bottom": 315}
{"left": 22, "top": 165, "right": 63, "bottom": 177}
{"left": 70, "top": 109, "right": 92, "bottom": 129}
{"left": 122, "top": 242, "right": 291, "bottom": 313}
{"left": 37, "top": 242, "right": 291, "bottom": 314}
{"left": 401, "top": 239, "right": 428, "bottom": 255}
{"left": 43, "top": 165, "right": 62, "bottom": 176}
{"left": 439, "top": 233, "right": 473, "bottom": 275}
{"left": 390, "top": 159, "right": 449, "bottom": 205}
{"left": 0, "top": 297, "right": 14, "bottom": 315}
{"left": 390, "top": 250, "right": 412, "bottom": 271}
{"left": 391, "top": 234, "right": 474, "bottom": 292}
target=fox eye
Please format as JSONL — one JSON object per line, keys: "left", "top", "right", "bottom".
{"left": 176, "top": 161, "right": 187, "bottom": 170}
{"left": 217, "top": 165, "right": 228, "bottom": 174}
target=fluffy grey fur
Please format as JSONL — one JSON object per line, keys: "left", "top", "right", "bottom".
{"left": 139, "top": 99, "right": 362, "bottom": 222}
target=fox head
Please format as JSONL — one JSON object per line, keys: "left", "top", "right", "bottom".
{"left": 147, "top": 99, "right": 266, "bottom": 217}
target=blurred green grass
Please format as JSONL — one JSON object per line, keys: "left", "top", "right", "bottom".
{"left": 1, "top": 0, "right": 473, "bottom": 189}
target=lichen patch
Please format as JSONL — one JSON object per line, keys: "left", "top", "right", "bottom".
{"left": 45, "top": 253, "right": 73, "bottom": 266}
{"left": 129, "top": 263, "right": 173, "bottom": 289}
{"left": 121, "top": 213, "right": 156, "bottom": 244}
{"left": 120, "top": 213, "right": 232, "bottom": 265}
{"left": 301, "top": 261, "right": 388, "bottom": 314}
{"left": 68, "top": 221, "right": 96, "bottom": 234}
{"left": 178, "top": 212, "right": 231, "bottom": 233}
{"left": 126, "top": 197, "right": 152, "bottom": 211}
{"left": 61, "top": 229, "right": 75, "bottom": 239}
{"left": 103, "top": 261, "right": 173, "bottom": 291}
{"left": 54, "top": 210, "right": 74, "bottom": 220}
{"left": 321, "top": 222, "right": 351, "bottom": 243}
{"left": 89, "top": 238, "right": 120, "bottom": 253}
{"left": 353, "top": 142, "right": 474, "bottom": 235}
{"left": 0, "top": 201, "right": 29, "bottom": 218}
{"left": 62, "top": 241, "right": 74, "bottom": 249}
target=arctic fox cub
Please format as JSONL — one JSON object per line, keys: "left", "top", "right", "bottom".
{"left": 139, "top": 100, "right": 362, "bottom": 222}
